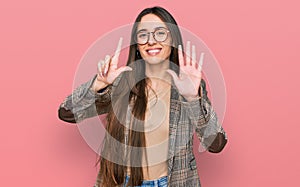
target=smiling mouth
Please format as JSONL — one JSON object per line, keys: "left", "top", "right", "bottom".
{"left": 146, "top": 48, "right": 162, "bottom": 56}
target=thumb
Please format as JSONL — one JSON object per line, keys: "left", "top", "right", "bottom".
{"left": 166, "top": 69, "right": 179, "bottom": 82}
{"left": 116, "top": 66, "right": 132, "bottom": 75}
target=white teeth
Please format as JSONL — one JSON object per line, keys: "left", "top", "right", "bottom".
{"left": 148, "top": 49, "right": 160, "bottom": 53}
{"left": 147, "top": 49, "right": 161, "bottom": 55}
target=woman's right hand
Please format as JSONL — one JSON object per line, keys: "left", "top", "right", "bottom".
{"left": 91, "top": 37, "right": 132, "bottom": 92}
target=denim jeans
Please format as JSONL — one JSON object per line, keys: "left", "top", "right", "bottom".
{"left": 123, "top": 175, "right": 168, "bottom": 187}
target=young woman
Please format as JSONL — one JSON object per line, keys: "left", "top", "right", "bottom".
{"left": 58, "top": 6, "right": 228, "bottom": 187}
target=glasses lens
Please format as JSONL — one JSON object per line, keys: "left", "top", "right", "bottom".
{"left": 136, "top": 32, "right": 148, "bottom": 44}
{"left": 136, "top": 28, "right": 169, "bottom": 44}
{"left": 154, "top": 29, "right": 168, "bottom": 42}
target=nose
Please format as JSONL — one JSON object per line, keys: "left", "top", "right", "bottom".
{"left": 148, "top": 33, "right": 156, "bottom": 45}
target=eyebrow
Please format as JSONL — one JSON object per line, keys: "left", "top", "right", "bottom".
{"left": 137, "top": 26, "right": 168, "bottom": 33}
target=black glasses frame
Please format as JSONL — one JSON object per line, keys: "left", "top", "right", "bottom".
{"left": 135, "top": 28, "right": 170, "bottom": 45}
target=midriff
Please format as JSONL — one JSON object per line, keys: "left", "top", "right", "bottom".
{"left": 127, "top": 82, "right": 170, "bottom": 180}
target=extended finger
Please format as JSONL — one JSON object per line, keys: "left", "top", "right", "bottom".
{"left": 98, "top": 60, "right": 105, "bottom": 78}
{"left": 111, "top": 37, "right": 123, "bottom": 66}
{"left": 178, "top": 45, "right": 184, "bottom": 67}
{"left": 192, "top": 45, "right": 196, "bottom": 67}
{"left": 103, "top": 55, "right": 110, "bottom": 76}
{"left": 198, "top": 52, "right": 205, "bottom": 72}
{"left": 186, "top": 41, "right": 191, "bottom": 65}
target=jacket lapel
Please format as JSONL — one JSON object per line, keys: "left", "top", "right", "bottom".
{"left": 167, "top": 83, "right": 181, "bottom": 176}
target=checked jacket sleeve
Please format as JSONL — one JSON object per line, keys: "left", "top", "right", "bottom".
{"left": 182, "top": 79, "right": 228, "bottom": 153}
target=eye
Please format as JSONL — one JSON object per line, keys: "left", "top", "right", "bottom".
{"left": 155, "top": 29, "right": 167, "bottom": 37}
{"left": 137, "top": 32, "right": 148, "bottom": 39}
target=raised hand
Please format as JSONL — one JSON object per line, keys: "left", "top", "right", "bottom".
{"left": 92, "top": 37, "right": 132, "bottom": 92}
{"left": 166, "top": 41, "right": 204, "bottom": 101}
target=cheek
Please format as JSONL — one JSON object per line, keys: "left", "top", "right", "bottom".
{"left": 162, "top": 39, "right": 173, "bottom": 55}
{"left": 138, "top": 46, "right": 145, "bottom": 57}
{"left": 164, "top": 46, "right": 172, "bottom": 56}
{"left": 139, "top": 48, "right": 148, "bottom": 58}
{"left": 137, "top": 45, "right": 142, "bottom": 52}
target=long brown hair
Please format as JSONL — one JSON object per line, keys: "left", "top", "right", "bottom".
{"left": 95, "top": 6, "right": 183, "bottom": 186}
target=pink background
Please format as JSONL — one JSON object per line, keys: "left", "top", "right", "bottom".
{"left": 1, "top": 0, "right": 299, "bottom": 186}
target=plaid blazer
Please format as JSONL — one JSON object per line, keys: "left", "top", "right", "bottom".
{"left": 58, "top": 74, "right": 228, "bottom": 187}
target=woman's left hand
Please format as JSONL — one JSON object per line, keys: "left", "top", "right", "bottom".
{"left": 166, "top": 41, "right": 205, "bottom": 102}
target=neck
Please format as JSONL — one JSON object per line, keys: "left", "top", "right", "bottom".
{"left": 145, "top": 60, "right": 170, "bottom": 80}
{"left": 145, "top": 60, "right": 172, "bottom": 90}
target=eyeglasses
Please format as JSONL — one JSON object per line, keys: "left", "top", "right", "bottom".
{"left": 135, "top": 28, "right": 170, "bottom": 45}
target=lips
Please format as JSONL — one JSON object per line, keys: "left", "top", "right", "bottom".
{"left": 146, "top": 48, "right": 162, "bottom": 56}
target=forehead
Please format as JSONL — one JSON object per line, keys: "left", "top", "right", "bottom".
{"left": 137, "top": 14, "right": 168, "bottom": 31}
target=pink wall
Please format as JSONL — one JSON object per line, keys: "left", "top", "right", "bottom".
{"left": 1, "top": 0, "right": 299, "bottom": 186}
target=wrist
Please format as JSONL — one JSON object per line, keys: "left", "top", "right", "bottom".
{"left": 97, "top": 85, "right": 109, "bottom": 93}
{"left": 91, "top": 80, "right": 109, "bottom": 93}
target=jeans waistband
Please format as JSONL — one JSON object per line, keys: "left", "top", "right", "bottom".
{"left": 124, "top": 175, "right": 168, "bottom": 187}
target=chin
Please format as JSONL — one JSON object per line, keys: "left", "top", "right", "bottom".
{"left": 144, "top": 57, "right": 168, "bottom": 65}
